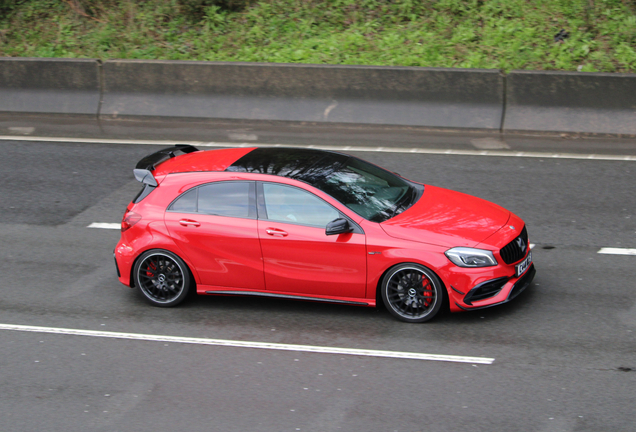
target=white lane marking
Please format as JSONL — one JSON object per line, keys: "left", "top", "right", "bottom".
{"left": 87, "top": 222, "right": 120, "bottom": 230}
{"left": 1, "top": 135, "right": 635, "bottom": 161}
{"left": 598, "top": 248, "right": 636, "bottom": 256}
{"left": 0, "top": 323, "right": 494, "bottom": 364}
{"left": 530, "top": 243, "right": 535, "bottom": 249}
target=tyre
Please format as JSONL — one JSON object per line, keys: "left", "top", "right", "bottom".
{"left": 380, "top": 263, "right": 444, "bottom": 323}
{"left": 133, "top": 250, "right": 191, "bottom": 307}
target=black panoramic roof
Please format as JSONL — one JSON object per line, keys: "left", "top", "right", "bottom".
{"left": 227, "top": 147, "right": 418, "bottom": 223}
{"left": 226, "top": 148, "right": 350, "bottom": 184}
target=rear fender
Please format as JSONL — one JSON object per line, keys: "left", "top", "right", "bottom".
{"left": 128, "top": 222, "right": 201, "bottom": 288}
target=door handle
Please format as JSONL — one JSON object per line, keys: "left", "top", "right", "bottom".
{"left": 266, "top": 228, "right": 288, "bottom": 237}
{"left": 179, "top": 219, "right": 201, "bottom": 227}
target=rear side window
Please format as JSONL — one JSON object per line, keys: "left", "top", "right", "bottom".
{"left": 169, "top": 181, "right": 255, "bottom": 218}
{"left": 199, "top": 182, "right": 252, "bottom": 217}
{"left": 170, "top": 188, "right": 197, "bottom": 212}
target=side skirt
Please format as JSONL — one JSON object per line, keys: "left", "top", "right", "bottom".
{"left": 204, "top": 290, "right": 370, "bottom": 306}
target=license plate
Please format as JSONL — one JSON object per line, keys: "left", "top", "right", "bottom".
{"left": 516, "top": 251, "right": 532, "bottom": 277}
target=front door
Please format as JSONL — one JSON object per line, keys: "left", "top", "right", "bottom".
{"left": 257, "top": 182, "right": 366, "bottom": 299}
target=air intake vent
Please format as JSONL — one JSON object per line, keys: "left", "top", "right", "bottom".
{"left": 464, "top": 277, "right": 508, "bottom": 305}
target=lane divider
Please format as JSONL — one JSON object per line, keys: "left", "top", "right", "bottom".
{"left": 86, "top": 225, "right": 629, "bottom": 259}
{"left": 88, "top": 224, "right": 632, "bottom": 259}
{"left": 88, "top": 222, "right": 120, "bottom": 230}
{"left": 0, "top": 323, "right": 494, "bottom": 364}
{"left": 598, "top": 248, "right": 636, "bottom": 256}
{"left": 2, "top": 135, "right": 636, "bottom": 161}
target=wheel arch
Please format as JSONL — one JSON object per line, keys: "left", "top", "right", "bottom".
{"left": 375, "top": 261, "right": 449, "bottom": 314}
{"left": 129, "top": 247, "right": 198, "bottom": 289}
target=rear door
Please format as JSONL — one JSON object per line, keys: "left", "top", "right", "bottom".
{"left": 165, "top": 181, "right": 265, "bottom": 290}
{"left": 257, "top": 182, "right": 367, "bottom": 299}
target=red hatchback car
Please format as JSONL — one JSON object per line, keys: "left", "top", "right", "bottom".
{"left": 115, "top": 145, "right": 535, "bottom": 323}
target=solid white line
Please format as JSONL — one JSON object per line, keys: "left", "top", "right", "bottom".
{"left": 1, "top": 135, "right": 635, "bottom": 161}
{"left": 87, "top": 222, "right": 120, "bottom": 230}
{"left": 598, "top": 248, "right": 636, "bottom": 256}
{"left": 0, "top": 323, "right": 494, "bottom": 364}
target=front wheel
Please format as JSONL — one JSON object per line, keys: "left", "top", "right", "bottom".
{"left": 133, "top": 250, "right": 191, "bottom": 307}
{"left": 380, "top": 263, "right": 444, "bottom": 323}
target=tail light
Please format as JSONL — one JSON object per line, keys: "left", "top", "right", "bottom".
{"left": 121, "top": 210, "right": 141, "bottom": 232}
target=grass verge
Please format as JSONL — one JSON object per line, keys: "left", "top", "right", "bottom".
{"left": 1, "top": 0, "right": 635, "bottom": 72}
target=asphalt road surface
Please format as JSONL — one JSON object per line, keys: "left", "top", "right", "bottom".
{"left": 0, "top": 134, "right": 635, "bottom": 432}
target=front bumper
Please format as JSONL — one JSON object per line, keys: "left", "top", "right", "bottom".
{"left": 453, "top": 264, "right": 536, "bottom": 311}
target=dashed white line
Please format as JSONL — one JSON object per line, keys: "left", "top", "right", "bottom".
{"left": 598, "top": 248, "right": 636, "bottom": 256}
{"left": 2, "top": 135, "right": 635, "bottom": 161}
{"left": 87, "top": 222, "right": 120, "bottom": 230}
{"left": 0, "top": 323, "right": 494, "bottom": 364}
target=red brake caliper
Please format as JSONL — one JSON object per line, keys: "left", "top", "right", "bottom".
{"left": 422, "top": 278, "right": 433, "bottom": 307}
{"left": 146, "top": 262, "right": 157, "bottom": 278}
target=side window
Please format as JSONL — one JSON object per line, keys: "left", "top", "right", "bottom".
{"left": 169, "top": 181, "right": 255, "bottom": 218}
{"left": 169, "top": 188, "right": 197, "bottom": 213}
{"left": 198, "top": 182, "right": 253, "bottom": 218}
{"left": 262, "top": 183, "right": 339, "bottom": 227}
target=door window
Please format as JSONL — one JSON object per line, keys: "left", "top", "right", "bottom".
{"left": 169, "top": 181, "right": 256, "bottom": 218}
{"left": 262, "top": 183, "right": 339, "bottom": 227}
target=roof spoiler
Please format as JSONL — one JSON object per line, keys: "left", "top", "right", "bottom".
{"left": 133, "top": 169, "right": 158, "bottom": 187}
{"left": 135, "top": 145, "right": 199, "bottom": 171}
{"left": 133, "top": 145, "right": 199, "bottom": 187}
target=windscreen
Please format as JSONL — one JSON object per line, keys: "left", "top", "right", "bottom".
{"left": 228, "top": 148, "right": 414, "bottom": 222}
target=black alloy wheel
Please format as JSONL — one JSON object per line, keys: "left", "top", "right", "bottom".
{"left": 381, "top": 263, "right": 443, "bottom": 323}
{"left": 134, "top": 250, "right": 191, "bottom": 307}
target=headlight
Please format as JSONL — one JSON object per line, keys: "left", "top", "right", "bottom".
{"left": 445, "top": 247, "right": 498, "bottom": 268}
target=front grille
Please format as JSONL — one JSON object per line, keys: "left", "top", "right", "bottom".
{"left": 500, "top": 226, "right": 528, "bottom": 264}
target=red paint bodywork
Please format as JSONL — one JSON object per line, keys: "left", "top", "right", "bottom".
{"left": 115, "top": 148, "right": 532, "bottom": 313}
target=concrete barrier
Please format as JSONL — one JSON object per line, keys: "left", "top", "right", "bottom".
{"left": 101, "top": 60, "right": 504, "bottom": 130}
{"left": 2, "top": 57, "right": 635, "bottom": 137}
{"left": 504, "top": 70, "right": 636, "bottom": 135}
{"left": 0, "top": 58, "right": 101, "bottom": 116}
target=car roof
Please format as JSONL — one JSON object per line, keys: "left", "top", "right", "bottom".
{"left": 153, "top": 147, "right": 256, "bottom": 176}
{"left": 153, "top": 147, "right": 351, "bottom": 180}
{"left": 226, "top": 148, "right": 350, "bottom": 178}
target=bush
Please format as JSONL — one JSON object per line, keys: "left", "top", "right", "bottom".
{"left": 177, "top": 0, "right": 250, "bottom": 21}
{"left": 0, "top": 0, "right": 21, "bottom": 18}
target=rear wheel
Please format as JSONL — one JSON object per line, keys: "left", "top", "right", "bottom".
{"left": 381, "top": 263, "right": 443, "bottom": 323}
{"left": 134, "top": 250, "right": 191, "bottom": 307}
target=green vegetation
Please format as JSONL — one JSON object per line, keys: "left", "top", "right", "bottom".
{"left": 1, "top": 0, "right": 635, "bottom": 72}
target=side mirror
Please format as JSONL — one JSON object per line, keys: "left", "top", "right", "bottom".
{"left": 326, "top": 218, "right": 353, "bottom": 236}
